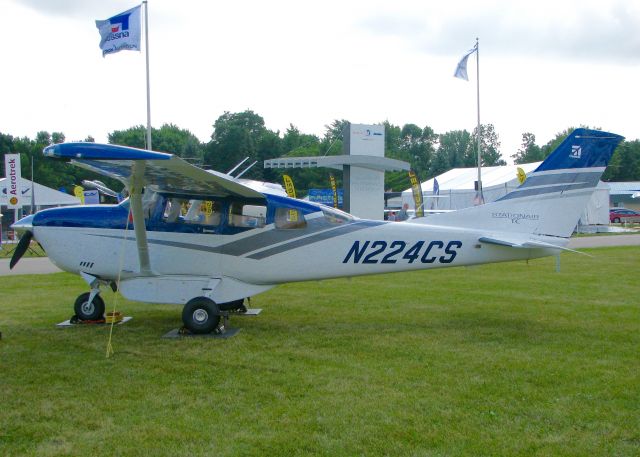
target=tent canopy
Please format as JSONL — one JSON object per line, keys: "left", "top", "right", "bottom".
{"left": 414, "top": 162, "right": 542, "bottom": 193}
{"left": 401, "top": 162, "right": 542, "bottom": 211}
{"left": 0, "top": 177, "right": 80, "bottom": 207}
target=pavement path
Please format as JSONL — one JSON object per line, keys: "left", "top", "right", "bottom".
{"left": 0, "top": 257, "right": 62, "bottom": 276}
{"left": 567, "top": 233, "right": 640, "bottom": 248}
{"left": 1, "top": 234, "right": 639, "bottom": 276}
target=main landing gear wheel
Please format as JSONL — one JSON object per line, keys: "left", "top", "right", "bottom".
{"left": 182, "top": 297, "right": 221, "bottom": 334}
{"left": 73, "top": 292, "right": 105, "bottom": 321}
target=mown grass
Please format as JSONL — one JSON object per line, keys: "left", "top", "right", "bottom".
{"left": 0, "top": 242, "right": 46, "bottom": 258}
{"left": 0, "top": 247, "right": 638, "bottom": 456}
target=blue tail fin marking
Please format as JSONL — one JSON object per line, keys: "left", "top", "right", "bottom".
{"left": 534, "top": 128, "right": 624, "bottom": 172}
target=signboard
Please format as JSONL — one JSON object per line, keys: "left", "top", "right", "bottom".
{"left": 83, "top": 190, "right": 100, "bottom": 204}
{"left": 3, "top": 154, "right": 23, "bottom": 208}
{"left": 344, "top": 123, "right": 386, "bottom": 219}
{"left": 308, "top": 188, "right": 343, "bottom": 207}
{"left": 347, "top": 123, "right": 385, "bottom": 157}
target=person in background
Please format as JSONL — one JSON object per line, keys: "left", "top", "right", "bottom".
{"left": 396, "top": 203, "right": 409, "bottom": 221}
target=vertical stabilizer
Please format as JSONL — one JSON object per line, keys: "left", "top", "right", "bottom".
{"left": 413, "top": 129, "right": 624, "bottom": 239}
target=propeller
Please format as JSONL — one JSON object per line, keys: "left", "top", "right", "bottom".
{"left": 10, "top": 231, "right": 34, "bottom": 270}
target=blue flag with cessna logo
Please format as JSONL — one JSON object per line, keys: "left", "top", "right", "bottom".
{"left": 96, "top": 5, "right": 142, "bottom": 57}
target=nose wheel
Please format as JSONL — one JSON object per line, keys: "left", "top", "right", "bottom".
{"left": 73, "top": 292, "right": 106, "bottom": 321}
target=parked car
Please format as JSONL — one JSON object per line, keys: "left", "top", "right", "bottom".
{"left": 609, "top": 208, "right": 640, "bottom": 223}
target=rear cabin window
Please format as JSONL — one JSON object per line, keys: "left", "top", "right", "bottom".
{"left": 228, "top": 202, "right": 266, "bottom": 228}
{"left": 275, "top": 207, "right": 307, "bottom": 229}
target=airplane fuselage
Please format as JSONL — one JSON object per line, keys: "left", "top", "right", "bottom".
{"left": 27, "top": 192, "right": 554, "bottom": 305}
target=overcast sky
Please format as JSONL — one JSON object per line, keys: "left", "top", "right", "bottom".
{"left": 2, "top": 0, "right": 639, "bottom": 162}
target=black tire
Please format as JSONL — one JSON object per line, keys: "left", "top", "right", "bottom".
{"left": 73, "top": 292, "right": 105, "bottom": 321}
{"left": 182, "top": 297, "right": 220, "bottom": 334}
{"left": 613, "top": 217, "right": 621, "bottom": 223}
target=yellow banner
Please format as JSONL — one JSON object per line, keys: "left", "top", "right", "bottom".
{"left": 73, "top": 185, "right": 85, "bottom": 204}
{"left": 516, "top": 167, "right": 526, "bottom": 185}
{"left": 283, "top": 174, "right": 296, "bottom": 199}
{"left": 408, "top": 170, "right": 423, "bottom": 217}
{"left": 329, "top": 174, "right": 338, "bottom": 208}
{"left": 203, "top": 200, "right": 213, "bottom": 216}
{"left": 282, "top": 175, "right": 298, "bottom": 221}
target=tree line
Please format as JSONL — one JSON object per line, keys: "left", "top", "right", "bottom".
{"left": 1, "top": 110, "right": 639, "bottom": 197}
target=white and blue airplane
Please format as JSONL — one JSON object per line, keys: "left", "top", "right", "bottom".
{"left": 10, "top": 128, "right": 623, "bottom": 334}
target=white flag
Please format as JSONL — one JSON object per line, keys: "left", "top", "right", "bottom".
{"left": 96, "top": 5, "right": 142, "bottom": 57}
{"left": 454, "top": 45, "right": 477, "bottom": 81}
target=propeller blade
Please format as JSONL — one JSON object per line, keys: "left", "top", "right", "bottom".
{"left": 10, "top": 231, "right": 33, "bottom": 270}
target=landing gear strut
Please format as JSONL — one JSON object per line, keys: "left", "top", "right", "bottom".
{"left": 219, "top": 299, "right": 247, "bottom": 314}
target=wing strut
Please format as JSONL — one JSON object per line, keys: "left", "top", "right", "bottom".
{"left": 129, "top": 161, "right": 152, "bottom": 275}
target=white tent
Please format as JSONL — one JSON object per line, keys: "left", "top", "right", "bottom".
{"left": 401, "top": 162, "right": 609, "bottom": 226}
{"left": 401, "top": 162, "right": 542, "bottom": 211}
{"left": 0, "top": 178, "right": 80, "bottom": 240}
{"left": 1, "top": 178, "right": 80, "bottom": 240}
{"left": 1, "top": 177, "right": 80, "bottom": 208}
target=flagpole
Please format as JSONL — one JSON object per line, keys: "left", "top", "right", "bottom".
{"left": 475, "top": 37, "right": 483, "bottom": 203}
{"left": 143, "top": 1, "right": 152, "bottom": 151}
{"left": 30, "top": 150, "right": 35, "bottom": 214}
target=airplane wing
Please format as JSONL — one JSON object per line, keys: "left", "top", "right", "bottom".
{"left": 43, "top": 142, "right": 264, "bottom": 199}
{"left": 478, "top": 236, "right": 588, "bottom": 255}
{"left": 43, "top": 142, "right": 265, "bottom": 276}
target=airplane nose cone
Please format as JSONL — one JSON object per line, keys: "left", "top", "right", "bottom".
{"left": 11, "top": 214, "right": 35, "bottom": 232}
{"left": 9, "top": 215, "right": 36, "bottom": 270}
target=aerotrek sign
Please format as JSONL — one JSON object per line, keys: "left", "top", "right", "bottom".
{"left": 3, "top": 154, "right": 23, "bottom": 209}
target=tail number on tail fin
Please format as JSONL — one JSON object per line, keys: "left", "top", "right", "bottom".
{"left": 343, "top": 240, "right": 462, "bottom": 265}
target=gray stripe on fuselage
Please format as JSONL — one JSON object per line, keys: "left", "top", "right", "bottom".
{"left": 88, "top": 219, "right": 386, "bottom": 260}
{"left": 497, "top": 170, "right": 602, "bottom": 201}
{"left": 518, "top": 171, "right": 601, "bottom": 189}
{"left": 216, "top": 215, "right": 337, "bottom": 256}
{"left": 89, "top": 233, "right": 224, "bottom": 254}
{"left": 246, "top": 220, "right": 384, "bottom": 260}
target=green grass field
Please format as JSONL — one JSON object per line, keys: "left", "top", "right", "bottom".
{"left": 1, "top": 247, "right": 638, "bottom": 456}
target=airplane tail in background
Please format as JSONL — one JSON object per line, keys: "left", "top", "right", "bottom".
{"left": 414, "top": 129, "right": 624, "bottom": 240}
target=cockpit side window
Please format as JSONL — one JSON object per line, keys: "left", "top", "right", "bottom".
{"left": 185, "top": 200, "right": 222, "bottom": 226}
{"left": 275, "top": 207, "right": 307, "bottom": 229}
{"left": 162, "top": 198, "right": 222, "bottom": 227}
